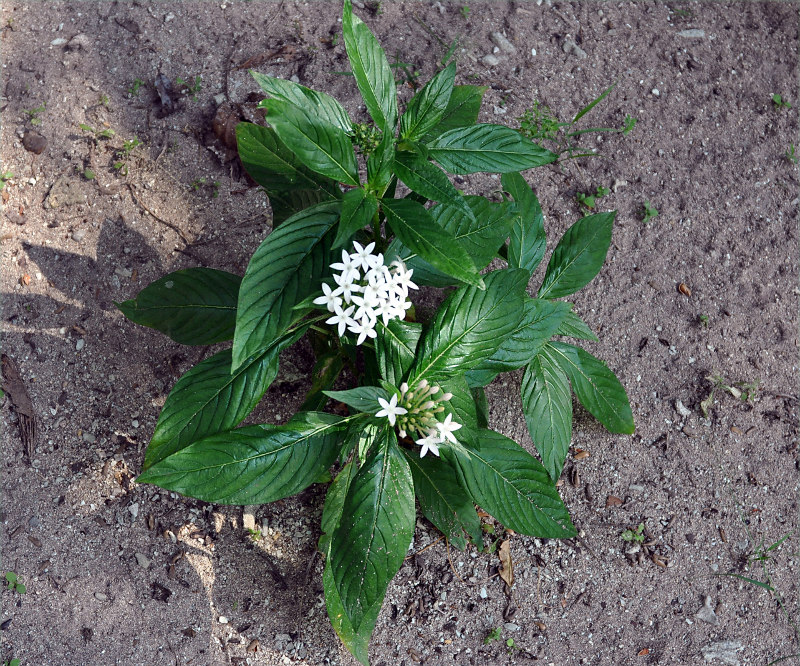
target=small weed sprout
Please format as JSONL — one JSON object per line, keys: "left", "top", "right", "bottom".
{"left": 484, "top": 626, "right": 503, "bottom": 644}
{"left": 576, "top": 185, "right": 610, "bottom": 210}
{"left": 621, "top": 523, "right": 645, "bottom": 543}
{"left": 80, "top": 123, "right": 115, "bottom": 140}
{"left": 4, "top": 572, "right": 26, "bottom": 594}
{"left": 460, "top": 5, "right": 470, "bottom": 19}
{"left": 128, "top": 78, "right": 145, "bottom": 96}
{"left": 772, "top": 93, "right": 792, "bottom": 110}
{"left": 641, "top": 200, "right": 659, "bottom": 224}
{"left": 0, "top": 170, "right": 13, "bottom": 190}
{"left": 113, "top": 137, "right": 141, "bottom": 175}
{"left": 3, "top": 659, "right": 21, "bottom": 666}
{"left": 23, "top": 103, "right": 46, "bottom": 126}
{"left": 786, "top": 144, "right": 799, "bottom": 165}
{"left": 698, "top": 314, "right": 710, "bottom": 328}
{"left": 177, "top": 75, "right": 202, "bottom": 101}
{"left": 246, "top": 527, "right": 262, "bottom": 542}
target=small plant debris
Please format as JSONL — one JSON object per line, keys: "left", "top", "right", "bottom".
{"left": 641, "top": 200, "right": 659, "bottom": 224}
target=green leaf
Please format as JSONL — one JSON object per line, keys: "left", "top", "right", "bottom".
{"left": 572, "top": 81, "right": 616, "bottom": 124}
{"left": 410, "top": 269, "right": 528, "bottom": 384}
{"left": 235, "top": 123, "right": 339, "bottom": 196}
{"left": 555, "top": 309, "right": 598, "bottom": 341}
{"left": 447, "top": 428, "right": 576, "bottom": 537}
{"left": 319, "top": 461, "right": 358, "bottom": 556}
{"left": 233, "top": 201, "right": 340, "bottom": 371}
{"left": 263, "top": 99, "right": 359, "bottom": 185}
{"left": 330, "top": 429, "right": 415, "bottom": 631}
{"left": 375, "top": 319, "right": 422, "bottom": 385}
{"left": 323, "top": 386, "right": 389, "bottom": 414}
{"left": 366, "top": 128, "right": 395, "bottom": 191}
{"left": 387, "top": 196, "right": 513, "bottom": 288}
{"left": 115, "top": 268, "right": 240, "bottom": 345}
{"left": 402, "top": 448, "right": 481, "bottom": 551}
{"left": 333, "top": 187, "right": 379, "bottom": 249}
{"left": 394, "top": 152, "right": 474, "bottom": 221}
{"left": 502, "top": 172, "right": 546, "bottom": 275}
{"left": 473, "top": 298, "right": 571, "bottom": 374}
{"left": 438, "top": 375, "right": 479, "bottom": 448}
{"left": 546, "top": 342, "right": 634, "bottom": 434}
{"left": 537, "top": 212, "right": 615, "bottom": 299}
{"left": 343, "top": 0, "right": 398, "bottom": 133}
{"left": 427, "top": 124, "right": 557, "bottom": 174}
{"left": 422, "top": 85, "right": 487, "bottom": 141}
{"left": 472, "top": 386, "right": 489, "bottom": 428}
{"left": 522, "top": 350, "right": 573, "bottom": 481}
{"left": 143, "top": 328, "right": 306, "bottom": 470}
{"left": 251, "top": 71, "right": 352, "bottom": 132}
{"left": 382, "top": 197, "right": 483, "bottom": 289}
{"left": 300, "top": 351, "right": 345, "bottom": 412}
{"left": 324, "top": 558, "right": 379, "bottom": 666}
{"left": 268, "top": 188, "right": 335, "bottom": 226}
{"left": 137, "top": 414, "right": 346, "bottom": 504}
{"left": 399, "top": 61, "right": 456, "bottom": 141}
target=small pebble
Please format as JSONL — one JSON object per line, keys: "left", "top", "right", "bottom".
{"left": 66, "top": 33, "right": 90, "bottom": 51}
{"left": 128, "top": 503, "right": 139, "bottom": 519}
{"left": 94, "top": 592, "right": 108, "bottom": 601}
{"left": 76, "top": 339, "right": 85, "bottom": 351}
{"left": 481, "top": 54, "right": 502, "bottom": 67}
{"left": 71, "top": 228, "right": 87, "bottom": 242}
{"left": 479, "top": 587, "right": 488, "bottom": 599}
{"left": 562, "top": 37, "right": 587, "bottom": 59}
{"left": 50, "top": 37, "right": 67, "bottom": 46}
{"left": 504, "top": 623, "right": 520, "bottom": 632}
{"left": 218, "top": 616, "right": 229, "bottom": 624}
{"left": 132, "top": 419, "right": 139, "bottom": 428}
{"left": 490, "top": 31, "right": 516, "bottom": 54}
{"left": 28, "top": 516, "right": 42, "bottom": 529}
{"left": 134, "top": 552, "right": 151, "bottom": 569}
{"left": 531, "top": 48, "right": 537, "bottom": 56}
{"left": 82, "top": 431, "right": 95, "bottom": 443}
{"left": 677, "top": 29, "right": 705, "bottom": 38}
{"left": 675, "top": 400, "right": 692, "bottom": 418}
{"left": 695, "top": 596, "right": 719, "bottom": 625}
{"left": 652, "top": 88, "right": 660, "bottom": 96}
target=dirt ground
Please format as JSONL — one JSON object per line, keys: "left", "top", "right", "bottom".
{"left": 1, "top": 1, "right": 798, "bottom": 665}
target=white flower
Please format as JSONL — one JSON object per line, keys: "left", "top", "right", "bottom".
{"left": 326, "top": 303, "right": 356, "bottom": 337}
{"left": 348, "top": 318, "right": 377, "bottom": 346}
{"left": 415, "top": 431, "right": 441, "bottom": 458}
{"left": 330, "top": 250, "right": 360, "bottom": 283}
{"left": 350, "top": 241, "right": 376, "bottom": 271}
{"left": 435, "top": 413, "right": 462, "bottom": 444}
{"left": 375, "top": 394, "right": 408, "bottom": 426}
{"left": 313, "top": 282, "right": 342, "bottom": 313}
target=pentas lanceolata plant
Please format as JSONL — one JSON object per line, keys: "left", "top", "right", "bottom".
{"left": 116, "top": 2, "right": 634, "bottom": 663}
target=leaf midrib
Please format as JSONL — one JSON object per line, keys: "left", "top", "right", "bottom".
{"left": 538, "top": 223, "right": 605, "bottom": 299}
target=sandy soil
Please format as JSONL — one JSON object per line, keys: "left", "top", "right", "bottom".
{"left": 1, "top": 1, "right": 798, "bottom": 665}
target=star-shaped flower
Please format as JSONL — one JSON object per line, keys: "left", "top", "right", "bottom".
{"left": 375, "top": 394, "right": 408, "bottom": 426}
{"left": 326, "top": 303, "right": 355, "bottom": 337}
{"left": 415, "top": 431, "right": 442, "bottom": 458}
{"left": 349, "top": 241, "right": 377, "bottom": 271}
{"left": 435, "top": 413, "right": 462, "bottom": 444}
{"left": 313, "top": 282, "right": 342, "bottom": 313}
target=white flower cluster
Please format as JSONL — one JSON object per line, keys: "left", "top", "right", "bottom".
{"left": 375, "top": 380, "right": 461, "bottom": 458}
{"left": 314, "top": 241, "right": 418, "bottom": 345}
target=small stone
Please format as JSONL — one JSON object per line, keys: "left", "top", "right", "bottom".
{"left": 76, "top": 339, "right": 85, "bottom": 351}
{"left": 490, "top": 32, "right": 516, "bottom": 54}
{"left": 135, "top": 552, "right": 151, "bottom": 569}
{"left": 683, "top": 426, "right": 697, "bottom": 437}
{"left": 675, "top": 400, "right": 692, "bottom": 418}
{"left": 81, "top": 431, "right": 95, "bottom": 443}
{"left": 66, "top": 33, "right": 90, "bottom": 51}
{"left": 28, "top": 516, "right": 42, "bottom": 528}
{"left": 46, "top": 175, "right": 85, "bottom": 209}
{"left": 480, "top": 54, "right": 502, "bottom": 67}
{"left": 128, "top": 503, "right": 139, "bottom": 519}
{"left": 629, "top": 484, "right": 645, "bottom": 493}
{"left": 652, "top": 88, "right": 660, "bottom": 96}
{"left": 131, "top": 419, "right": 139, "bottom": 428}
{"left": 677, "top": 29, "right": 705, "bottom": 38}
{"left": 22, "top": 131, "right": 48, "bottom": 155}
{"left": 115, "top": 266, "right": 133, "bottom": 278}
{"left": 289, "top": 74, "right": 300, "bottom": 83}
{"left": 701, "top": 639, "right": 743, "bottom": 665}
{"left": 50, "top": 37, "right": 67, "bottom": 46}
{"left": 164, "top": 12, "right": 175, "bottom": 22}
{"left": 94, "top": 592, "right": 108, "bottom": 601}
{"left": 562, "top": 37, "right": 587, "bottom": 59}
{"left": 479, "top": 587, "right": 488, "bottom": 598}
{"left": 218, "top": 616, "right": 229, "bottom": 624}
{"left": 531, "top": 48, "right": 537, "bottom": 56}
{"left": 695, "top": 596, "right": 719, "bottom": 625}
{"left": 503, "top": 622, "right": 520, "bottom": 632}
{"left": 71, "top": 228, "right": 87, "bottom": 242}
{"left": 213, "top": 93, "right": 226, "bottom": 106}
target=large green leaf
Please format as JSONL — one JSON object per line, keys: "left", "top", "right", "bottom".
{"left": 366, "top": 128, "right": 395, "bottom": 192}
{"left": 235, "top": 123, "right": 339, "bottom": 197}
{"left": 299, "top": 351, "right": 345, "bottom": 412}
{"left": 268, "top": 188, "right": 335, "bottom": 226}
{"left": 333, "top": 187, "right": 379, "bottom": 249}
{"left": 422, "top": 85, "right": 487, "bottom": 141}
{"left": 263, "top": 99, "right": 359, "bottom": 186}
{"left": 427, "top": 124, "right": 557, "bottom": 174}
{"left": 143, "top": 327, "right": 307, "bottom": 470}
{"left": 252, "top": 71, "right": 352, "bottom": 132}
{"left": 387, "top": 197, "right": 513, "bottom": 287}
{"left": 319, "top": 461, "right": 358, "bottom": 557}
{"left": 502, "top": 172, "right": 547, "bottom": 275}
{"left": 375, "top": 319, "right": 422, "bottom": 385}
{"left": 115, "top": 268, "right": 240, "bottom": 346}
{"left": 546, "top": 342, "right": 634, "bottom": 434}
{"left": 399, "top": 61, "right": 455, "bottom": 141}
{"left": 473, "top": 298, "right": 571, "bottom": 374}
{"left": 343, "top": 0, "right": 398, "bottom": 133}
{"left": 522, "top": 350, "right": 573, "bottom": 481}
{"left": 394, "top": 152, "right": 474, "bottom": 220}
{"left": 402, "top": 449, "right": 481, "bottom": 551}
{"left": 555, "top": 308, "right": 599, "bottom": 341}
{"left": 323, "top": 386, "right": 389, "bottom": 414}
{"left": 233, "top": 201, "right": 340, "bottom": 371}
{"left": 330, "top": 429, "right": 415, "bottom": 631}
{"left": 137, "top": 413, "right": 346, "bottom": 504}
{"left": 537, "top": 212, "right": 615, "bottom": 299}
{"left": 447, "top": 428, "right": 576, "bottom": 537}
{"left": 382, "top": 198, "right": 483, "bottom": 288}
{"left": 409, "top": 269, "right": 528, "bottom": 384}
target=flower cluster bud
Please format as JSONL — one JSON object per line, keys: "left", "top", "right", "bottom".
{"left": 394, "top": 380, "right": 459, "bottom": 458}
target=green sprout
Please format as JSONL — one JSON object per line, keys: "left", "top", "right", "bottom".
{"left": 3, "top": 659, "right": 21, "bottom": 666}
{"left": 0, "top": 170, "right": 13, "bottom": 190}
{"left": 518, "top": 101, "right": 561, "bottom": 142}
{"left": 5, "top": 571, "right": 26, "bottom": 594}
{"left": 621, "top": 523, "right": 645, "bottom": 543}
{"left": 100, "top": 93, "right": 110, "bottom": 107}
{"left": 246, "top": 527, "right": 262, "bottom": 542}
{"left": 177, "top": 75, "right": 202, "bottom": 101}
{"left": 698, "top": 314, "right": 710, "bottom": 328}
{"left": 79, "top": 124, "right": 115, "bottom": 140}
{"left": 484, "top": 626, "right": 502, "bottom": 644}
{"left": 576, "top": 185, "right": 610, "bottom": 210}
{"left": 772, "top": 93, "right": 792, "bottom": 109}
{"left": 128, "top": 78, "right": 145, "bottom": 96}
{"left": 83, "top": 168, "right": 96, "bottom": 180}
{"left": 460, "top": 5, "right": 470, "bottom": 18}
{"left": 642, "top": 200, "right": 659, "bottom": 224}
{"left": 113, "top": 137, "right": 141, "bottom": 175}
{"left": 23, "top": 103, "right": 46, "bottom": 126}
{"left": 621, "top": 114, "right": 638, "bottom": 135}
{"left": 786, "top": 144, "right": 799, "bottom": 165}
